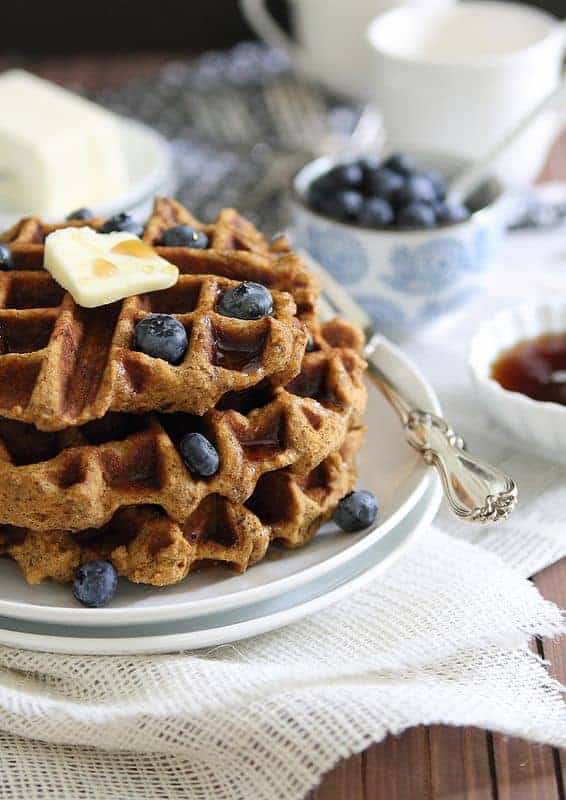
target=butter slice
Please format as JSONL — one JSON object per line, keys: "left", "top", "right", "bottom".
{"left": 44, "top": 227, "right": 179, "bottom": 308}
{"left": 0, "top": 70, "right": 128, "bottom": 217}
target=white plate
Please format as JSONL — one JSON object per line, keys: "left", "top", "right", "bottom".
{"left": 0, "top": 117, "right": 174, "bottom": 229}
{"left": 0, "top": 337, "right": 440, "bottom": 627}
{"left": 0, "top": 480, "right": 441, "bottom": 654}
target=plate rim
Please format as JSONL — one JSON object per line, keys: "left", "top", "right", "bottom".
{"left": 0, "top": 480, "right": 442, "bottom": 655}
{"left": 0, "top": 337, "right": 441, "bottom": 627}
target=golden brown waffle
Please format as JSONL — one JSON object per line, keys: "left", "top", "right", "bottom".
{"left": 0, "top": 199, "right": 326, "bottom": 431}
{"left": 2, "top": 198, "right": 317, "bottom": 310}
{"left": 0, "top": 317, "right": 366, "bottom": 532}
{"left": 0, "top": 429, "right": 362, "bottom": 586}
{"left": 0, "top": 201, "right": 369, "bottom": 592}
{"left": 0, "top": 270, "right": 308, "bottom": 430}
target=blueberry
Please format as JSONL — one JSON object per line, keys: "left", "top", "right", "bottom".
{"left": 0, "top": 244, "right": 15, "bottom": 271}
{"left": 99, "top": 212, "right": 144, "bottom": 237}
{"left": 307, "top": 182, "right": 331, "bottom": 214}
{"left": 436, "top": 202, "right": 470, "bottom": 225}
{"left": 359, "top": 155, "right": 381, "bottom": 174}
{"left": 383, "top": 153, "right": 417, "bottom": 176}
{"left": 358, "top": 197, "right": 394, "bottom": 228}
{"left": 134, "top": 314, "right": 188, "bottom": 364}
{"left": 217, "top": 282, "right": 273, "bottom": 320}
{"left": 397, "top": 203, "right": 437, "bottom": 229}
{"left": 364, "top": 167, "right": 404, "bottom": 200}
{"left": 333, "top": 490, "right": 378, "bottom": 532}
{"left": 160, "top": 225, "right": 209, "bottom": 249}
{"left": 308, "top": 162, "right": 364, "bottom": 207}
{"left": 318, "top": 189, "right": 363, "bottom": 222}
{"left": 326, "top": 162, "right": 364, "bottom": 190}
{"left": 73, "top": 560, "right": 118, "bottom": 608}
{"left": 394, "top": 175, "right": 437, "bottom": 207}
{"left": 421, "top": 169, "right": 447, "bottom": 201}
{"left": 180, "top": 432, "right": 220, "bottom": 477}
{"left": 66, "top": 207, "right": 94, "bottom": 221}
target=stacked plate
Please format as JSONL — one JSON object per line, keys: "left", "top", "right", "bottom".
{"left": 0, "top": 338, "right": 441, "bottom": 655}
{"left": 0, "top": 118, "right": 174, "bottom": 230}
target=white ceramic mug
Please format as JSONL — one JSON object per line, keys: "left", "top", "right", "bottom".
{"left": 239, "top": 0, "right": 454, "bottom": 100}
{"left": 367, "top": 2, "right": 566, "bottom": 187}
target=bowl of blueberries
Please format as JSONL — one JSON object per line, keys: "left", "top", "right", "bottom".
{"left": 291, "top": 150, "right": 507, "bottom": 335}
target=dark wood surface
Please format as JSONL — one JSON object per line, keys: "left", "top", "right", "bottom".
{"left": 5, "top": 53, "right": 565, "bottom": 800}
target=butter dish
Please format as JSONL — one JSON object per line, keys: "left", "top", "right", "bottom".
{"left": 0, "top": 70, "right": 129, "bottom": 217}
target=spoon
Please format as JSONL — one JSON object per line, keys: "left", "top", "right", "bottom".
{"left": 447, "top": 73, "right": 566, "bottom": 206}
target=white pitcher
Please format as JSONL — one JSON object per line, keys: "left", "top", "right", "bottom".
{"left": 239, "top": 0, "right": 454, "bottom": 100}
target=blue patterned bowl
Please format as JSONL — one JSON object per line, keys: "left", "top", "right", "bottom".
{"left": 291, "top": 152, "right": 507, "bottom": 335}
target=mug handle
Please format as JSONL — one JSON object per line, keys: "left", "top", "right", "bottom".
{"left": 239, "top": 0, "right": 309, "bottom": 72}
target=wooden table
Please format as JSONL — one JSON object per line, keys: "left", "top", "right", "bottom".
{"left": 4, "top": 53, "right": 565, "bottom": 800}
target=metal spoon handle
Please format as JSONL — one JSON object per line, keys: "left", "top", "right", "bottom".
{"left": 366, "top": 356, "right": 518, "bottom": 523}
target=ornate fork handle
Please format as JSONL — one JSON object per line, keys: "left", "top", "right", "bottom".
{"left": 366, "top": 355, "right": 518, "bottom": 523}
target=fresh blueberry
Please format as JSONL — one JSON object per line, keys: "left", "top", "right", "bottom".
{"left": 309, "top": 185, "right": 365, "bottom": 222}
{"left": 383, "top": 152, "right": 417, "bottom": 176}
{"left": 436, "top": 202, "right": 471, "bottom": 225}
{"left": 359, "top": 155, "right": 381, "bottom": 173}
{"left": 307, "top": 182, "right": 331, "bottom": 215}
{"left": 66, "top": 207, "right": 94, "bottom": 221}
{"left": 160, "top": 225, "right": 209, "bottom": 249}
{"left": 394, "top": 175, "right": 437, "bottom": 207}
{"left": 358, "top": 197, "right": 394, "bottom": 228}
{"left": 308, "top": 173, "right": 335, "bottom": 200}
{"left": 99, "top": 212, "right": 144, "bottom": 237}
{"left": 326, "top": 162, "right": 364, "bottom": 190}
{"left": 0, "top": 244, "right": 15, "bottom": 271}
{"left": 364, "top": 167, "right": 404, "bottom": 200}
{"left": 134, "top": 314, "right": 188, "bottom": 364}
{"left": 180, "top": 432, "right": 220, "bottom": 477}
{"left": 333, "top": 490, "right": 378, "bottom": 532}
{"left": 324, "top": 189, "right": 364, "bottom": 222}
{"left": 217, "top": 281, "right": 273, "bottom": 320}
{"left": 73, "top": 560, "right": 118, "bottom": 608}
{"left": 421, "top": 169, "right": 447, "bottom": 201}
{"left": 397, "top": 202, "right": 437, "bottom": 229}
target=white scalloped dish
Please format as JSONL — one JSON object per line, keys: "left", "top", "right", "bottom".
{"left": 469, "top": 301, "right": 566, "bottom": 463}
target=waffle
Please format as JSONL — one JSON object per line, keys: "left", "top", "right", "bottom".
{"left": 0, "top": 201, "right": 369, "bottom": 592}
{"left": 0, "top": 318, "right": 366, "bottom": 532}
{"left": 0, "top": 200, "right": 327, "bottom": 431}
{"left": 0, "top": 429, "right": 363, "bottom": 586}
{"left": 2, "top": 198, "right": 317, "bottom": 311}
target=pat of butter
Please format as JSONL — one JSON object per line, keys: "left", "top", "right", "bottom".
{"left": 0, "top": 70, "right": 128, "bottom": 217}
{"left": 44, "top": 227, "right": 179, "bottom": 308}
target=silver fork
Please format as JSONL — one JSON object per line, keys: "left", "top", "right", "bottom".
{"left": 305, "top": 256, "right": 518, "bottom": 524}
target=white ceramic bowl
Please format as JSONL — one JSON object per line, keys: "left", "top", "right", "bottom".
{"left": 290, "top": 152, "right": 507, "bottom": 335}
{"left": 469, "top": 302, "right": 566, "bottom": 463}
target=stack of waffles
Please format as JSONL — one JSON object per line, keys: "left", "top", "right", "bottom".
{"left": 0, "top": 199, "right": 367, "bottom": 588}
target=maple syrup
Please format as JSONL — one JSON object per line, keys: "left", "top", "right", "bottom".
{"left": 93, "top": 258, "right": 117, "bottom": 278}
{"left": 491, "top": 332, "right": 566, "bottom": 405}
{"left": 111, "top": 239, "right": 156, "bottom": 258}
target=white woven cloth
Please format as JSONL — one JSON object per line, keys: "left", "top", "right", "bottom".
{"left": 0, "top": 228, "right": 565, "bottom": 799}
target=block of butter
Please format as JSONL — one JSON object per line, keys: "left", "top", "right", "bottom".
{"left": 44, "top": 227, "right": 179, "bottom": 308}
{"left": 0, "top": 70, "right": 129, "bottom": 217}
